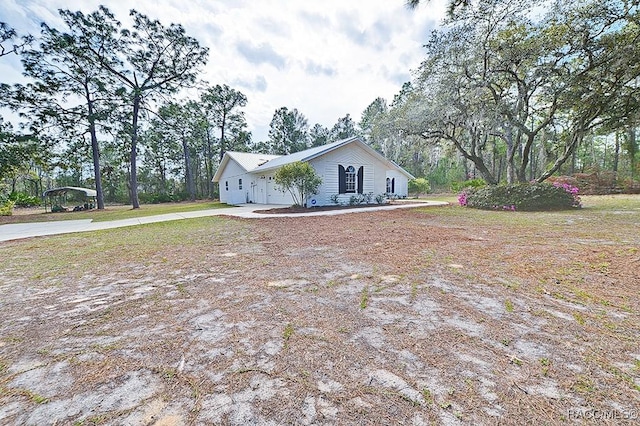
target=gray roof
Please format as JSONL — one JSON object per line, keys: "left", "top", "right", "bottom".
{"left": 212, "top": 151, "right": 281, "bottom": 182}
{"left": 252, "top": 137, "right": 360, "bottom": 172}
{"left": 252, "top": 137, "right": 415, "bottom": 179}
{"left": 226, "top": 151, "right": 281, "bottom": 172}
{"left": 213, "top": 137, "right": 415, "bottom": 182}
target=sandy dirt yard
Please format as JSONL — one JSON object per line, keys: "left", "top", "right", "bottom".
{"left": 0, "top": 202, "right": 639, "bottom": 425}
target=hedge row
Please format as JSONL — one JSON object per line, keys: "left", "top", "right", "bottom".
{"left": 459, "top": 182, "right": 581, "bottom": 211}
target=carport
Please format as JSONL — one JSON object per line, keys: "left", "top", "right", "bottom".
{"left": 42, "top": 186, "right": 97, "bottom": 213}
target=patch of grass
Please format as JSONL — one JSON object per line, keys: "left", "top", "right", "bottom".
{"left": 158, "top": 367, "right": 178, "bottom": 380}
{"left": 90, "top": 342, "right": 121, "bottom": 352}
{"left": 283, "top": 323, "right": 294, "bottom": 342}
{"left": 510, "top": 356, "right": 523, "bottom": 366}
{"left": 410, "top": 282, "right": 419, "bottom": 301}
{"left": 573, "top": 312, "right": 586, "bottom": 326}
{"left": 0, "top": 216, "right": 245, "bottom": 281}
{"left": 573, "top": 288, "right": 594, "bottom": 302}
{"left": 73, "top": 415, "right": 109, "bottom": 426}
{"left": 360, "top": 286, "right": 369, "bottom": 309}
{"left": 572, "top": 376, "right": 595, "bottom": 394}
{"left": 176, "top": 283, "right": 188, "bottom": 295}
{"left": 504, "top": 299, "right": 514, "bottom": 313}
{"left": 16, "top": 389, "right": 49, "bottom": 404}
{"left": 540, "top": 358, "right": 551, "bottom": 376}
{"left": 422, "top": 387, "right": 432, "bottom": 402}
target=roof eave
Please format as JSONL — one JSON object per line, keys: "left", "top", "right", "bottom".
{"left": 212, "top": 154, "right": 232, "bottom": 182}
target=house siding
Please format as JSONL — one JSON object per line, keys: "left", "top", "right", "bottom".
{"left": 386, "top": 170, "right": 409, "bottom": 198}
{"left": 217, "top": 159, "right": 251, "bottom": 205}
{"left": 307, "top": 143, "right": 389, "bottom": 206}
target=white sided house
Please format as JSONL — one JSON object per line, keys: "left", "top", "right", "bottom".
{"left": 213, "top": 137, "right": 414, "bottom": 207}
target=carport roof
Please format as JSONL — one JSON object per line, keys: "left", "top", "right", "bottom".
{"left": 43, "top": 186, "right": 97, "bottom": 198}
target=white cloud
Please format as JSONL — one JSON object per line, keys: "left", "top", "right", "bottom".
{"left": 0, "top": 0, "right": 447, "bottom": 142}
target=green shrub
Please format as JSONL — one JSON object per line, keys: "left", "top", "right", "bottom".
{"left": 375, "top": 193, "right": 387, "bottom": 204}
{"left": 451, "top": 178, "right": 487, "bottom": 192}
{"left": 0, "top": 200, "right": 15, "bottom": 216}
{"left": 408, "top": 178, "right": 431, "bottom": 196}
{"left": 461, "top": 182, "right": 581, "bottom": 211}
{"left": 9, "top": 192, "right": 41, "bottom": 207}
{"left": 274, "top": 161, "right": 322, "bottom": 207}
{"left": 349, "top": 194, "right": 366, "bottom": 205}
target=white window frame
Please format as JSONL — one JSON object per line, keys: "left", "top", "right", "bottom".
{"left": 345, "top": 165, "right": 356, "bottom": 193}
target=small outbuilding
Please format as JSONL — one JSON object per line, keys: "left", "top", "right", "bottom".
{"left": 213, "top": 137, "right": 414, "bottom": 207}
{"left": 42, "top": 186, "right": 97, "bottom": 212}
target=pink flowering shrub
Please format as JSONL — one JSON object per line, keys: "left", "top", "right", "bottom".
{"left": 553, "top": 182, "right": 582, "bottom": 208}
{"left": 458, "top": 191, "right": 468, "bottom": 206}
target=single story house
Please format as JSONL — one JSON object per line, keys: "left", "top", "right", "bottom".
{"left": 213, "top": 136, "right": 414, "bottom": 207}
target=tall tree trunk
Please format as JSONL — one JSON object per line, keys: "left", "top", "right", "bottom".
{"left": 613, "top": 132, "right": 620, "bottom": 173}
{"left": 182, "top": 137, "right": 195, "bottom": 201}
{"left": 205, "top": 130, "right": 214, "bottom": 197}
{"left": 219, "top": 111, "right": 227, "bottom": 162}
{"left": 130, "top": 94, "right": 141, "bottom": 209}
{"left": 627, "top": 127, "right": 637, "bottom": 179}
{"left": 537, "top": 127, "right": 584, "bottom": 183}
{"left": 86, "top": 88, "right": 105, "bottom": 210}
{"left": 504, "top": 127, "right": 516, "bottom": 184}
{"left": 517, "top": 134, "right": 536, "bottom": 183}
{"left": 448, "top": 135, "right": 498, "bottom": 184}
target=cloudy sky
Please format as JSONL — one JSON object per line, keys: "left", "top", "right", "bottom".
{"left": 1, "top": 0, "right": 447, "bottom": 142}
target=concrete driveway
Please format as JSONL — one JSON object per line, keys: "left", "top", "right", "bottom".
{"left": 0, "top": 201, "right": 447, "bottom": 242}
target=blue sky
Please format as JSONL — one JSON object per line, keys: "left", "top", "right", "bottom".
{"left": 0, "top": 0, "right": 447, "bottom": 142}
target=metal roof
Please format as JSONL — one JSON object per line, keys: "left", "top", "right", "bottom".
{"left": 251, "top": 137, "right": 359, "bottom": 173}
{"left": 252, "top": 137, "right": 415, "bottom": 179}
{"left": 212, "top": 151, "right": 281, "bottom": 182}
{"left": 227, "top": 151, "right": 281, "bottom": 171}
{"left": 43, "top": 186, "right": 97, "bottom": 197}
{"left": 213, "top": 137, "right": 415, "bottom": 181}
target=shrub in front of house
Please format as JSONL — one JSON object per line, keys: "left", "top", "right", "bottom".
{"left": 459, "top": 182, "right": 581, "bottom": 211}
{"left": 349, "top": 194, "right": 366, "bottom": 205}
